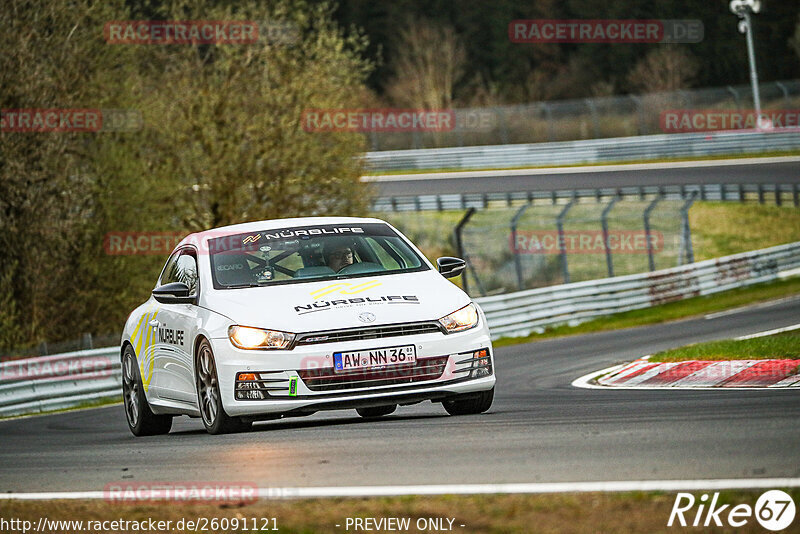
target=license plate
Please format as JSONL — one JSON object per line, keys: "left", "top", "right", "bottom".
{"left": 333, "top": 345, "right": 417, "bottom": 372}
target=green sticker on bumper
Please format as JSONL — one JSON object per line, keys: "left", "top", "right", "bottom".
{"left": 289, "top": 376, "right": 298, "bottom": 396}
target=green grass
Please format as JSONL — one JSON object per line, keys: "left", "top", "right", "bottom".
{"left": 650, "top": 332, "right": 800, "bottom": 363}
{"left": 364, "top": 150, "right": 800, "bottom": 175}
{"left": 690, "top": 203, "right": 800, "bottom": 261}
{"left": 492, "top": 276, "right": 800, "bottom": 348}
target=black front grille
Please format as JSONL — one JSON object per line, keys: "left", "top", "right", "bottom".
{"left": 298, "top": 356, "right": 448, "bottom": 391}
{"left": 295, "top": 322, "right": 443, "bottom": 346}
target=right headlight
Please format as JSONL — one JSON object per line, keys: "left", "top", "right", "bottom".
{"left": 228, "top": 325, "right": 295, "bottom": 350}
{"left": 438, "top": 303, "right": 479, "bottom": 333}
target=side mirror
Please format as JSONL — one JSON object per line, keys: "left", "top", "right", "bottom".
{"left": 437, "top": 257, "right": 466, "bottom": 279}
{"left": 152, "top": 282, "right": 196, "bottom": 304}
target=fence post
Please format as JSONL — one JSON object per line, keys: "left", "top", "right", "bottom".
{"left": 775, "top": 81, "right": 790, "bottom": 107}
{"left": 510, "top": 203, "right": 532, "bottom": 290}
{"left": 585, "top": 99, "right": 599, "bottom": 138}
{"left": 679, "top": 191, "right": 698, "bottom": 265}
{"left": 496, "top": 108, "right": 510, "bottom": 145}
{"left": 727, "top": 86, "right": 741, "bottom": 109}
{"left": 643, "top": 193, "right": 663, "bottom": 272}
{"left": 630, "top": 95, "right": 646, "bottom": 135}
{"left": 454, "top": 207, "right": 477, "bottom": 295}
{"left": 556, "top": 197, "right": 577, "bottom": 284}
{"left": 543, "top": 103, "right": 554, "bottom": 142}
{"left": 601, "top": 196, "right": 619, "bottom": 277}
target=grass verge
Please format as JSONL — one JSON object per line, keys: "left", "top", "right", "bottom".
{"left": 364, "top": 150, "right": 800, "bottom": 176}
{"left": 3, "top": 490, "right": 798, "bottom": 533}
{"left": 493, "top": 276, "right": 800, "bottom": 348}
{"left": 0, "top": 397, "right": 120, "bottom": 422}
{"left": 650, "top": 331, "right": 800, "bottom": 364}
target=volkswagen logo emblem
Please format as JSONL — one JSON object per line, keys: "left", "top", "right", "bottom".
{"left": 358, "top": 312, "right": 376, "bottom": 323}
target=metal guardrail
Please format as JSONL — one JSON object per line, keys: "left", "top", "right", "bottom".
{"left": 0, "top": 348, "right": 120, "bottom": 418}
{"left": 1, "top": 240, "right": 798, "bottom": 417}
{"left": 476, "top": 241, "right": 800, "bottom": 339}
{"left": 365, "top": 130, "right": 800, "bottom": 172}
{"left": 372, "top": 183, "right": 800, "bottom": 212}
{"left": 366, "top": 80, "right": 800, "bottom": 150}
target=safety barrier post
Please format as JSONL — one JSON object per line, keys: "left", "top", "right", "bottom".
{"left": 679, "top": 191, "right": 698, "bottom": 265}
{"left": 556, "top": 196, "right": 577, "bottom": 284}
{"left": 510, "top": 203, "right": 532, "bottom": 290}
{"left": 601, "top": 196, "right": 620, "bottom": 277}
{"left": 644, "top": 193, "right": 663, "bottom": 272}
{"left": 454, "top": 207, "right": 477, "bottom": 295}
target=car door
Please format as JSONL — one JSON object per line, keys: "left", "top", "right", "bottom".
{"left": 152, "top": 248, "right": 201, "bottom": 405}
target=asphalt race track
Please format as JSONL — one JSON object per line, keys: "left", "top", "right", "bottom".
{"left": 1, "top": 297, "right": 799, "bottom": 493}
{"left": 371, "top": 157, "right": 800, "bottom": 196}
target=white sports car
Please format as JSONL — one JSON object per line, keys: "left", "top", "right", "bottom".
{"left": 120, "top": 217, "right": 495, "bottom": 435}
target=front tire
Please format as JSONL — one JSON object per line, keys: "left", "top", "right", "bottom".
{"left": 443, "top": 387, "right": 494, "bottom": 416}
{"left": 196, "top": 339, "right": 252, "bottom": 435}
{"left": 122, "top": 346, "right": 172, "bottom": 436}
{"left": 356, "top": 404, "right": 397, "bottom": 418}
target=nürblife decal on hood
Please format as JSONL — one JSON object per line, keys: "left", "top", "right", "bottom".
{"left": 294, "top": 295, "right": 420, "bottom": 315}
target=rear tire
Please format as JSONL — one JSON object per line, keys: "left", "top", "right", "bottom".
{"left": 443, "top": 387, "right": 494, "bottom": 416}
{"left": 356, "top": 404, "right": 397, "bottom": 418}
{"left": 122, "top": 346, "right": 173, "bottom": 436}
{"left": 196, "top": 339, "right": 252, "bottom": 435}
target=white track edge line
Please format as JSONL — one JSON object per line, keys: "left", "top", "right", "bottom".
{"left": 5, "top": 479, "right": 800, "bottom": 500}
{"left": 704, "top": 294, "right": 800, "bottom": 320}
{"left": 735, "top": 323, "right": 800, "bottom": 340}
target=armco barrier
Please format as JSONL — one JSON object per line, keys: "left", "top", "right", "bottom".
{"left": 1, "top": 241, "right": 799, "bottom": 417}
{"left": 364, "top": 130, "right": 800, "bottom": 171}
{"left": 475, "top": 241, "right": 800, "bottom": 339}
{"left": 0, "top": 347, "right": 120, "bottom": 418}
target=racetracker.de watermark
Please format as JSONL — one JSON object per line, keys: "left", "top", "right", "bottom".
{"left": 510, "top": 230, "right": 664, "bottom": 255}
{"left": 103, "top": 482, "right": 262, "bottom": 504}
{"left": 0, "top": 355, "right": 112, "bottom": 381}
{"left": 104, "top": 232, "right": 186, "bottom": 255}
{"left": 661, "top": 109, "right": 800, "bottom": 133}
{"left": 301, "top": 109, "right": 456, "bottom": 132}
{"left": 1, "top": 109, "right": 142, "bottom": 132}
{"left": 509, "top": 19, "right": 703, "bottom": 43}
{"left": 104, "top": 230, "right": 306, "bottom": 255}
{"left": 104, "top": 21, "right": 258, "bottom": 44}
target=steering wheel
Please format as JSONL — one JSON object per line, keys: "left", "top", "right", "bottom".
{"left": 336, "top": 262, "right": 385, "bottom": 275}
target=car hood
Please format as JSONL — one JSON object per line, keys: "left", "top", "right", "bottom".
{"left": 204, "top": 270, "right": 471, "bottom": 333}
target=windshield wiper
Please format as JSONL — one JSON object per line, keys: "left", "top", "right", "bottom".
{"left": 224, "top": 283, "right": 264, "bottom": 289}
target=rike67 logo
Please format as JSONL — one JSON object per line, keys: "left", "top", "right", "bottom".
{"left": 668, "top": 490, "right": 796, "bottom": 531}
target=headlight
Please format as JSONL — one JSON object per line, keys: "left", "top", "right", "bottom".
{"left": 228, "top": 325, "right": 295, "bottom": 350}
{"left": 438, "top": 303, "right": 479, "bottom": 333}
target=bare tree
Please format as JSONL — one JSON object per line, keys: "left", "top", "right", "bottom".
{"left": 627, "top": 46, "right": 699, "bottom": 93}
{"left": 385, "top": 17, "right": 466, "bottom": 110}
{"left": 790, "top": 15, "right": 800, "bottom": 60}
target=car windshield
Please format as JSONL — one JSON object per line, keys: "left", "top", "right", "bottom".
{"left": 208, "top": 222, "right": 428, "bottom": 289}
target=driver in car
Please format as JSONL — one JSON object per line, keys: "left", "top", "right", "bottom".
{"left": 324, "top": 242, "right": 355, "bottom": 272}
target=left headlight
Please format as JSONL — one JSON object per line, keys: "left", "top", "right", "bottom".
{"left": 228, "top": 325, "right": 295, "bottom": 350}
{"left": 438, "top": 303, "right": 479, "bottom": 333}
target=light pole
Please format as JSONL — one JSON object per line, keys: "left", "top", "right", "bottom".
{"left": 729, "top": 0, "right": 763, "bottom": 127}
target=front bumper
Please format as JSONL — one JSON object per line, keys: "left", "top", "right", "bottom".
{"left": 211, "top": 322, "right": 495, "bottom": 418}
